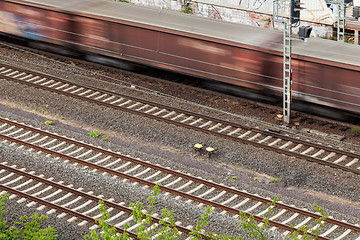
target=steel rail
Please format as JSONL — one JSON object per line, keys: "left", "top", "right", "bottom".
{"left": 0, "top": 133, "right": 329, "bottom": 239}
{"left": 0, "top": 163, "right": 203, "bottom": 239}
{"left": 0, "top": 184, "right": 139, "bottom": 239}
{"left": 1, "top": 122, "right": 359, "bottom": 236}
{"left": 1, "top": 63, "right": 359, "bottom": 176}
{"left": 1, "top": 118, "right": 360, "bottom": 232}
{"left": 0, "top": 117, "right": 355, "bottom": 229}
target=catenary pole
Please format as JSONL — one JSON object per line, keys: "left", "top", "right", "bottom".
{"left": 283, "top": 0, "right": 292, "bottom": 125}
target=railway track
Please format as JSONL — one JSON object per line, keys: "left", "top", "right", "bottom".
{"left": 0, "top": 117, "right": 359, "bottom": 239}
{"left": 0, "top": 62, "right": 359, "bottom": 176}
{"left": 0, "top": 162, "right": 202, "bottom": 239}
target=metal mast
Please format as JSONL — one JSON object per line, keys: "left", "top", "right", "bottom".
{"left": 337, "top": 1, "right": 345, "bottom": 42}
{"left": 274, "top": 0, "right": 293, "bottom": 125}
{"left": 283, "top": 14, "right": 292, "bottom": 125}
{"left": 274, "top": 0, "right": 300, "bottom": 125}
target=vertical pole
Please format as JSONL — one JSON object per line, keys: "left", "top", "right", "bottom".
{"left": 337, "top": 1, "right": 345, "bottom": 42}
{"left": 355, "top": 30, "right": 359, "bottom": 45}
{"left": 273, "top": 0, "right": 278, "bottom": 28}
{"left": 283, "top": 0, "right": 292, "bottom": 125}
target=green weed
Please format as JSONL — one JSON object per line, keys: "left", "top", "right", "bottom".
{"left": 180, "top": 6, "right": 193, "bottom": 14}
{"left": 270, "top": 177, "right": 279, "bottom": 183}
{"left": 101, "top": 136, "right": 109, "bottom": 141}
{"left": 87, "top": 130, "right": 100, "bottom": 138}
{"left": 84, "top": 185, "right": 328, "bottom": 240}
{"left": 351, "top": 127, "right": 360, "bottom": 137}
{"left": 45, "top": 121, "right": 53, "bottom": 125}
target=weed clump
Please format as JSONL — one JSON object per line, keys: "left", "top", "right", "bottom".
{"left": 101, "top": 136, "right": 109, "bottom": 141}
{"left": 270, "top": 177, "right": 279, "bottom": 183}
{"left": 87, "top": 130, "right": 100, "bottom": 138}
{"left": 180, "top": 5, "right": 193, "bottom": 14}
{"left": 351, "top": 127, "right": 360, "bottom": 137}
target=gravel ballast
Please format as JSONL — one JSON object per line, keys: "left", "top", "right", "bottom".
{"left": 0, "top": 43, "right": 359, "bottom": 238}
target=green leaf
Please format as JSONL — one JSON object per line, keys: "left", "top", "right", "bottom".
{"left": 87, "top": 130, "right": 100, "bottom": 138}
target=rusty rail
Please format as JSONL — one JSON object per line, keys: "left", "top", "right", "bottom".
{"left": 1, "top": 120, "right": 359, "bottom": 237}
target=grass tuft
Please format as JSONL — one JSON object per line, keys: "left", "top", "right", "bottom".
{"left": 270, "top": 177, "right": 279, "bottom": 183}
{"left": 45, "top": 121, "right": 53, "bottom": 125}
{"left": 87, "top": 130, "right": 100, "bottom": 138}
{"left": 351, "top": 127, "right": 360, "bottom": 137}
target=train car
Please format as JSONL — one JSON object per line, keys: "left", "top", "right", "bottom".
{"left": 0, "top": 0, "right": 80, "bottom": 52}
{"left": 0, "top": 0, "right": 359, "bottom": 119}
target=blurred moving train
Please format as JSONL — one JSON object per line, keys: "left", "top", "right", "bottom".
{"left": 0, "top": 0, "right": 359, "bottom": 119}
